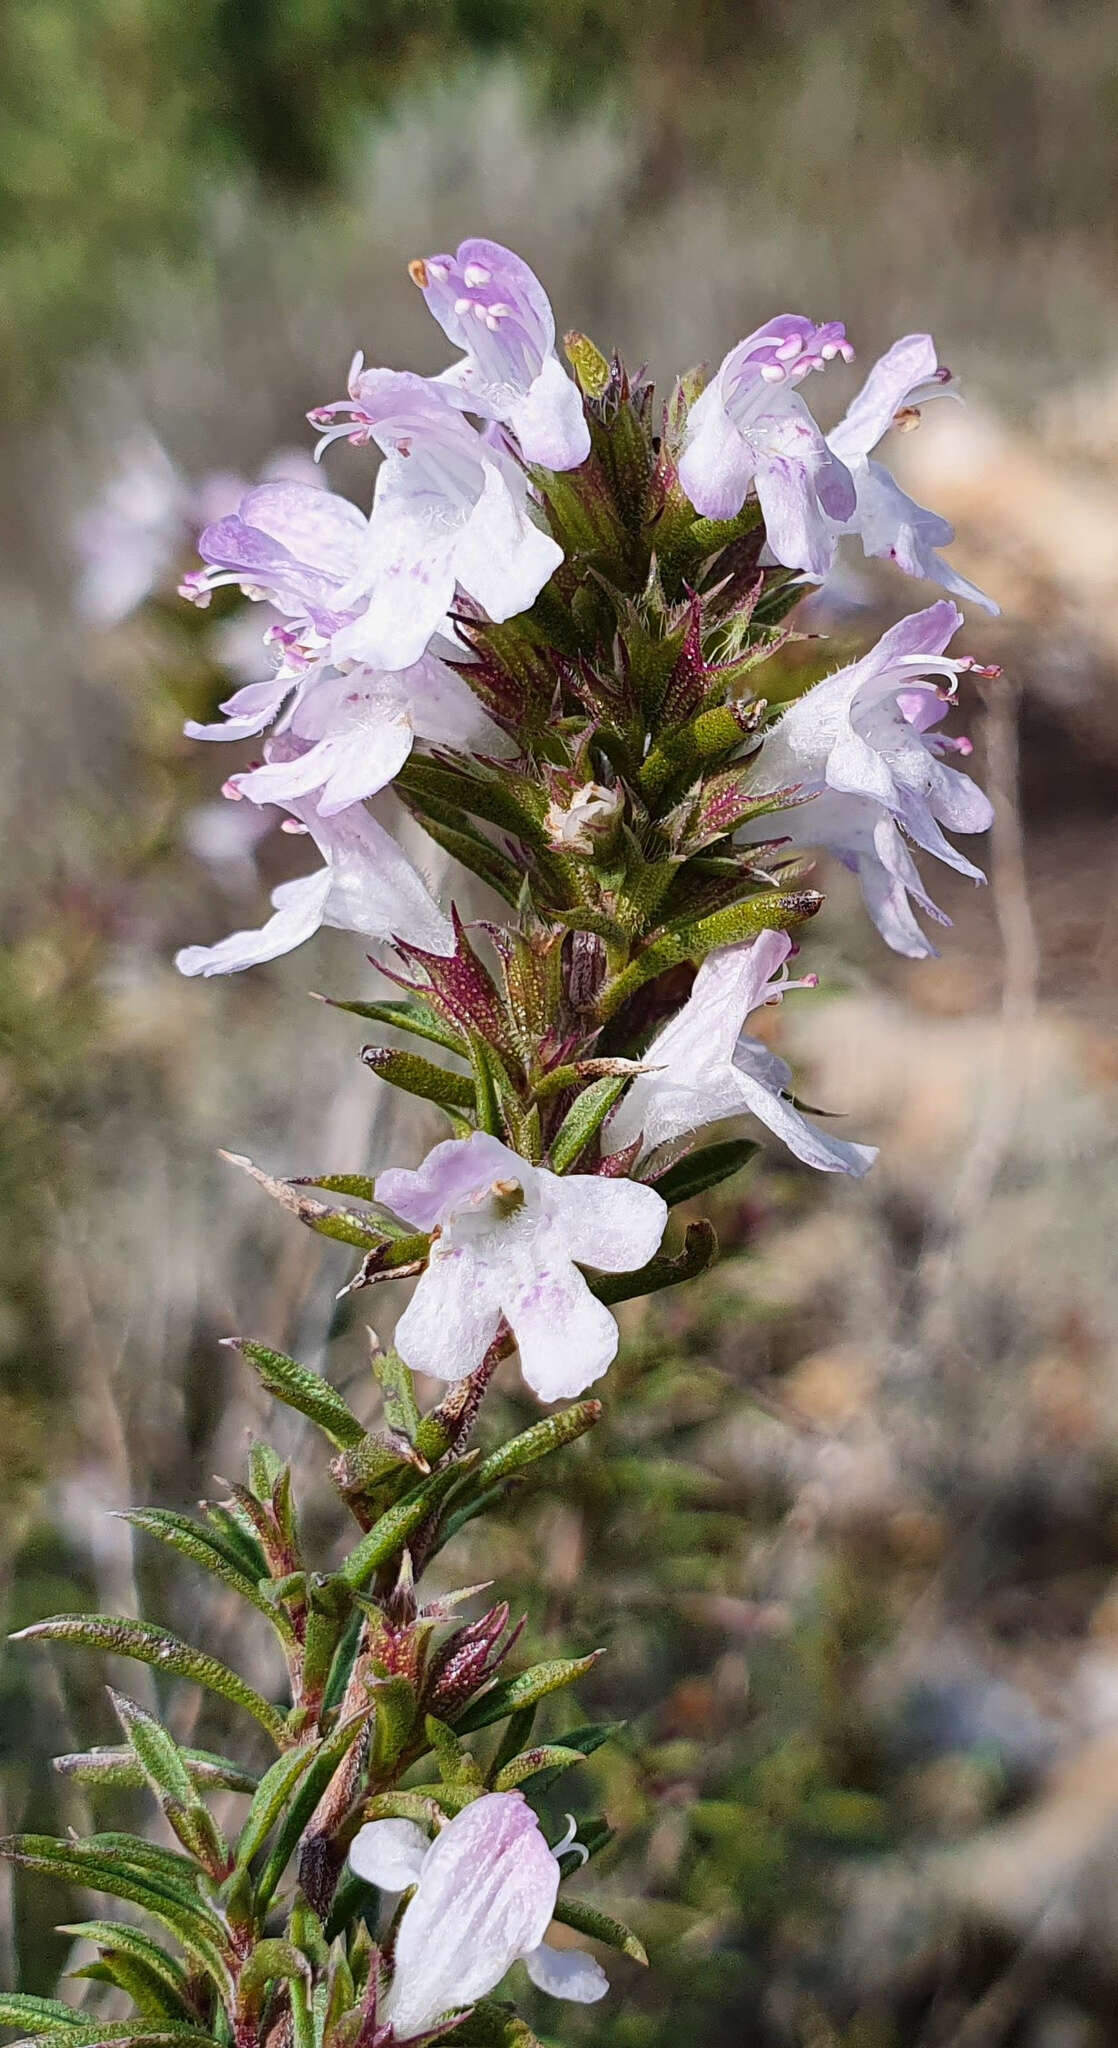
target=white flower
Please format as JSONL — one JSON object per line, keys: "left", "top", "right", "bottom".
{"left": 174, "top": 772, "right": 453, "bottom": 977}
{"left": 377, "top": 1132, "right": 668, "bottom": 1402}
{"left": 607, "top": 930, "right": 876, "bottom": 1176}
{"left": 309, "top": 368, "right": 562, "bottom": 671}
{"left": 825, "top": 333, "right": 998, "bottom": 612}
{"left": 677, "top": 317, "right": 856, "bottom": 576}
{"left": 412, "top": 237, "right": 590, "bottom": 471}
{"left": 740, "top": 600, "right": 994, "bottom": 957}
{"left": 349, "top": 1794, "right": 607, "bottom": 2041}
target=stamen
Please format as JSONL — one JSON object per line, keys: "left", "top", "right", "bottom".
{"left": 760, "top": 363, "right": 786, "bottom": 383}
{"left": 463, "top": 263, "right": 491, "bottom": 288}
{"left": 454, "top": 297, "right": 471, "bottom": 317}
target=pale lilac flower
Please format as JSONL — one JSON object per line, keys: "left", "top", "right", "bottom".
{"left": 377, "top": 1132, "right": 667, "bottom": 1401}
{"left": 608, "top": 931, "right": 876, "bottom": 1176}
{"left": 825, "top": 334, "right": 998, "bottom": 611}
{"left": 309, "top": 368, "right": 563, "bottom": 670}
{"left": 678, "top": 317, "right": 856, "bottom": 575}
{"left": 411, "top": 238, "right": 590, "bottom": 471}
{"left": 348, "top": 1793, "right": 607, "bottom": 2039}
{"left": 73, "top": 432, "right": 190, "bottom": 624}
{"left": 175, "top": 771, "right": 454, "bottom": 977}
{"left": 181, "top": 479, "right": 367, "bottom": 637}
{"left": 227, "top": 653, "right": 506, "bottom": 816}
{"left": 739, "top": 600, "right": 994, "bottom": 957}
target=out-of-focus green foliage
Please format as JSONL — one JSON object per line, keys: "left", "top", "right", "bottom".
{"left": 4, "top": 0, "right": 1118, "bottom": 411}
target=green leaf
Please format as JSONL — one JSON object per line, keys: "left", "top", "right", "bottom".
{"left": 199, "top": 1505, "right": 267, "bottom": 1582}
{"left": 370, "top": 1675, "right": 417, "bottom": 1771}
{"left": 372, "top": 1347, "right": 421, "bottom": 1443}
{"left": 254, "top": 1712, "right": 370, "bottom": 1911}
{"left": 472, "top": 1403, "right": 602, "bottom": 1491}
{"left": 493, "top": 1746, "right": 588, "bottom": 1791}
{"left": 551, "top": 1896, "right": 648, "bottom": 1965}
{"left": 442, "top": 1999, "right": 545, "bottom": 2048}
{"left": 59, "top": 1925, "right": 190, "bottom": 2007}
{"left": 340, "top": 1456, "right": 478, "bottom": 1591}
{"left": 322, "top": 1607, "right": 365, "bottom": 1718}
{"left": 234, "top": 1939, "right": 310, "bottom": 2012}
{"left": 234, "top": 1743, "right": 318, "bottom": 1868}
{"left": 360, "top": 1046, "right": 475, "bottom": 1113}
{"left": 454, "top": 1653, "right": 603, "bottom": 1735}
{"left": 398, "top": 798, "right": 525, "bottom": 911}
{"left": 108, "top": 1692, "right": 230, "bottom": 1876}
{"left": 116, "top": 1510, "right": 296, "bottom": 1645}
{"left": 549, "top": 1076, "right": 629, "bottom": 1173}
{"left": 220, "top": 1153, "right": 393, "bottom": 1251}
{"left": 0, "top": 2030, "right": 215, "bottom": 2048}
{"left": 589, "top": 1219, "right": 718, "bottom": 1306}
{"left": 12, "top": 1615, "right": 288, "bottom": 1745}
{"left": 0, "top": 1838, "right": 233, "bottom": 1986}
{"left": 524, "top": 1722, "right": 621, "bottom": 1797}
{"left": 650, "top": 1139, "right": 758, "bottom": 1206}
{"left": 595, "top": 888, "right": 823, "bottom": 1020}
{"left": 69, "top": 1951, "right": 192, "bottom": 2026}
{"left": 313, "top": 996, "right": 467, "bottom": 1057}
{"left": 0, "top": 1996, "right": 95, "bottom": 2034}
{"left": 52, "top": 1747, "right": 257, "bottom": 1794}
{"left": 424, "top": 1716, "right": 484, "bottom": 1790}
{"left": 222, "top": 1341, "right": 366, "bottom": 1451}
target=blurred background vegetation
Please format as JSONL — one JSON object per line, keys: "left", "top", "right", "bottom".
{"left": 3, "top": 3, "right": 1118, "bottom": 2042}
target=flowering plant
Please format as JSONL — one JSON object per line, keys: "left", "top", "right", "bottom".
{"left": 4, "top": 239, "right": 996, "bottom": 2048}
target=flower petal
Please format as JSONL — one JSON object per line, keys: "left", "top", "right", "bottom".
{"left": 677, "top": 381, "right": 757, "bottom": 520}
{"left": 525, "top": 1940, "right": 610, "bottom": 2004}
{"left": 501, "top": 1252, "right": 623, "bottom": 1401}
{"left": 544, "top": 1173, "right": 668, "bottom": 1274}
{"left": 377, "top": 1133, "right": 524, "bottom": 1232}
{"left": 730, "top": 1054, "right": 877, "bottom": 1176}
{"left": 507, "top": 352, "right": 591, "bottom": 470}
{"left": 348, "top": 1818, "right": 430, "bottom": 1893}
{"left": 453, "top": 464, "right": 563, "bottom": 624}
{"left": 827, "top": 334, "right": 941, "bottom": 462}
{"left": 393, "top": 1248, "right": 505, "bottom": 1383}
{"left": 385, "top": 1794, "right": 559, "bottom": 2042}
{"left": 174, "top": 867, "right": 332, "bottom": 978}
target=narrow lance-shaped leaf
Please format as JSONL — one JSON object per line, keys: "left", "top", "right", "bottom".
{"left": 648, "top": 1138, "right": 759, "bottom": 1207}
{"left": 310, "top": 994, "right": 468, "bottom": 1057}
{"left": 234, "top": 1742, "right": 319, "bottom": 1868}
{"left": 454, "top": 1652, "right": 603, "bottom": 1735}
{"left": 340, "top": 1454, "right": 479, "bottom": 1591}
{"left": 53, "top": 1747, "right": 257, "bottom": 1794}
{"left": 372, "top": 1344, "right": 421, "bottom": 1443}
{"left": 492, "top": 1746, "right": 587, "bottom": 1791}
{"left": 549, "top": 1075, "right": 629, "bottom": 1173}
{"left": 12, "top": 1616, "right": 288, "bottom": 1746}
{"left": 109, "top": 1691, "right": 230, "bottom": 1877}
{"left": 588, "top": 1219, "right": 718, "bottom": 1306}
{"left": 595, "top": 888, "right": 822, "bottom": 1021}
{"left": 116, "top": 1508, "right": 298, "bottom": 1644}
{"left": 551, "top": 1897, "right": 649, "bottom": 1966}
{"left": 221, "top": 1340, "right": 366, "bottom": 1450}
{"left": 0, "top": 1838, "right": 234, "bottom": 1987}
{"left": 471, "top": 1402, "right": 602, "bottom": 1491}
{"left": 254, "top": 1711, "right": 370, "bottom": 1911}
{"left": 360, "top": 1045, "right": 475, "bottom": 1114}
{"left": 219, "top": 1152, "right": 393, "bottom": 1251}
{"left": 0, "top": 1995, "right": 97, "bottom": 2035}
{"left": 58, "top": 1925, "right": 191, "bottom": 2006}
